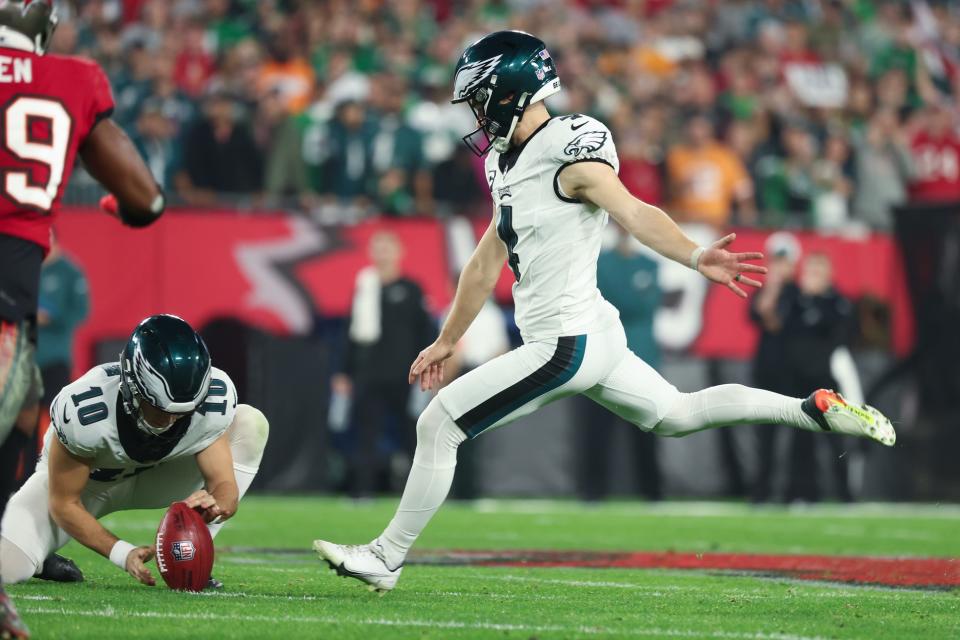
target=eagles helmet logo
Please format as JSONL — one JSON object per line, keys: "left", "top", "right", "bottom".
{"left": 453, "top": 54, "right": 503, "bottom": 101}
{"left": 564, "top": 130, "right": 607, "bottom": 157}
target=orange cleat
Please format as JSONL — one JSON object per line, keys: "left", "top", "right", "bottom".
{"left": 802, "top": 389, "right": 896, "bottom": 446}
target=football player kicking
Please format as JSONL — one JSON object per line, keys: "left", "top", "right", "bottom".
{"left": 0, "top": 2, "right": 167, "bottom": 635}
{"left": 0, "top": 315, "right": 269, "bottom": 594}
{"left": 313, "top": 30, "right": 896, "bottom": 592}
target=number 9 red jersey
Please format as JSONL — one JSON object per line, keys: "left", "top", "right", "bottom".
{"left": 0, "top": 42, "right": 114, "bottom": 253}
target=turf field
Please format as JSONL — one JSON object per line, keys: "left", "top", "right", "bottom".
{"left": 10, "top": 497, "right": 960, "bottom": 639}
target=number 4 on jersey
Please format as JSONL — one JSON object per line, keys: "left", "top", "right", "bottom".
{"left": 497, "top": 204, "right": 521, "bottom": 281}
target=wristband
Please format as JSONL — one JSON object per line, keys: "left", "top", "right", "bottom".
{"left": 109, "top": 540, "right": 136, "bottom": 570}
{"left": 689, "top": 246, "right": 706, "bottom": 272}
{"left": 118, "top": 191, "right": 165, "bottom": 228}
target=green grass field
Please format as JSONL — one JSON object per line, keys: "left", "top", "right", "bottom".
{"left": 10, "top": 497, "right": 960, "bottom": 639}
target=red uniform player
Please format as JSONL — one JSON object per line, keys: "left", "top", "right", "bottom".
{"left": 0, "top": 3, "right": 164, "bottom": 638}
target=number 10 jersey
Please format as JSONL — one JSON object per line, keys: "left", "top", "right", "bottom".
{"left": 43, "top": 363, "right": 238, "bottom": 482}
{"left": 484, "top": 114, "right": 622, "bottom": 343}
{"left": 0, "top": 41, "right": 114, "bottom": 252}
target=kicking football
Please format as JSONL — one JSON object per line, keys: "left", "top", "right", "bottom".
{"left": 1, "top": 1, "right": 958, "bottom": 640}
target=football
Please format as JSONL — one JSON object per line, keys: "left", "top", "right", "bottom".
{"left": 155, "top": 502, "right": 214, "bottom": 592}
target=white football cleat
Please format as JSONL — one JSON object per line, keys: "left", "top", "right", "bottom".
{"left": 312, "top": 539, "right": 402, "bottom": 593}
{"left": 802, "top": 389, "right": 896, "bottom": 446}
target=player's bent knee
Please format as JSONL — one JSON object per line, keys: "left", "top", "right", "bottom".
{"left": 0, "top": 537, "right": 40, "bottom": 584}
{"left": 228, "top": 404, "right": 270, "bottom": 469}
{"left": 651, "top": 392, "right": 699, "bottom": 438}
{"left": 415, "top": 398, "right": 464, "bottom": 450}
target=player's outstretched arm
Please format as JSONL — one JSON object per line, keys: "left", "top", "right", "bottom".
{"left": 80, "top": 119, "right": 165, "bottom": 228}
{"left": 409, "top": 214, "right": 507, "bottom": 390}
{"left": 558, "top": 161, "right": 766, "bottom": 298}
{"left": 47, "top": 438, "right": 156, "bottom": 585}
{"left": 192, "top": 434, "right": 239, "bottom": 523}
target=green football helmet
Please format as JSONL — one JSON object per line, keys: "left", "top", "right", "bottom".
{"left": 0, "top": 0, "right": 57, "bottom": 55}
{"left": 452, "top": 30, "right": 561, "bottom": 155}
{"left": 119, "top": 314, "right": 212, "bottom": 435}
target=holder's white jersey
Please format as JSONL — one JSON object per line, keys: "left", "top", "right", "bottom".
{"left": 43, "top": 363, "right": 238, "bottom": 482}
{"left": 485, "top": 114, "right": 621, "bottom": 342}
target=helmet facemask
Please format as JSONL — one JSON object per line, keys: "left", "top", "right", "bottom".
{"left": 459, "top": 84, "right": 530, "bottom": 156}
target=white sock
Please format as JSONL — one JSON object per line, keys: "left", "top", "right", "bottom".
{"left": 377, "top": 398, "right": 465, "bottom": 570}
{"left": 654, "top": 384, "right": 820, "bottom": 437}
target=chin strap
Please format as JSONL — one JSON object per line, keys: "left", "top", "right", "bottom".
{"left": 493, "top": 93, "right": 531, "bottom": 154}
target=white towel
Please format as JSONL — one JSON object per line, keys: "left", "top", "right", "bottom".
{"left": 349, "top": 266, "right": 382, "bottom": 344}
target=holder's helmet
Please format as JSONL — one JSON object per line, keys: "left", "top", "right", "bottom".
{"left": 119, "top": 315, "right": 212, "bottom": 435}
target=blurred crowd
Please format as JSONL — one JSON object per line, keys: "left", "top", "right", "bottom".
{"left": 56, "top": 0, "right": 960, "bottom": 228}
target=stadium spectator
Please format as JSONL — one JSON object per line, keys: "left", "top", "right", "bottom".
{"left": 173, "top": 18, "right": 216, "bottom": 98}
{"left": 131, "top": 98, "right": 181, "bottom": 191}
{"left": 666, "top": 113, "right": 756, "bottom": 228}
{"left": 310, "top": 100, "right": 375, "bottom": 211}
{"left": 368, "top": 74, "right": 430, "bottom": 216}
{"left": 38, "top": 0, "right": 960, "bottom": 224}
{"left": 333, "top": 232, "right": 436, "bottom": 498}
{"left": 204, "top": 0, "right": 252, "bottom": 54}
{"left": 749, "top": 232, "right": 800, "bottom": 503}
{"left": 431, "top": 149, "right": 487, "bottom": 218}
{"left": 755, "top": 122, "right": 818, "bottom": 228}
{"left": 852, "top": 108, "right": 915, "bottom": 230}
{"left": 908, "top": 103, "right": 960, "bottom": 204}
{"left": 259, "top": 87, "right": 311, "bottom": 206}
{"left": 257, "top": 25, "right": 315, "bottom": 113}
{"left": 811, "top": 133, "right": 854, "bottom": 230}
{"left": 111, "top": 38, "right": 154, "bottom": 129}
{"left": 615, "top": 104, "right": 667, "bottom": 206}
{"left": 753, "top": 247, "right": 859, "bottom": 502}
{"left": 176, "top": 88, "right": 263, "bottom": 206}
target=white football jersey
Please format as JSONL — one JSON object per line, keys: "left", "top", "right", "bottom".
{"left": 42, "top": 363, "right": 238, "bottom": 482}
{"left": 485, "top": 114, "right": 621, "bottom": 342}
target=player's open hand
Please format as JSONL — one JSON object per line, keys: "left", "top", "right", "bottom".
{"left": 125, "top": 545, "right": 157, "bottom": 586}
{"left": 697, "top": 233, "right": 767, "bottom": 298}
{"left": 409, "top": 339, "right": 456, "bottom": 391}
{"left": 183, "top": 490, "right": 223, "bottom": 523}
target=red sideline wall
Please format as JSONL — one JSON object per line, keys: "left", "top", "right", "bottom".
{"left": 55, "top": 208, "right": 913, "bottom": 376}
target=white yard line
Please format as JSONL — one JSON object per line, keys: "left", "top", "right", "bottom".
{"left": 22, "top": 606, "right": 831, "bottom": 640}
{"left": 187, "top": 589, "right": 562, "bottom": 602}
{"left": 467, "top": 499, "right": 960, "bottom": 519}
{"left": 468, "top": 574, "right": 944, "bottom": 598}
